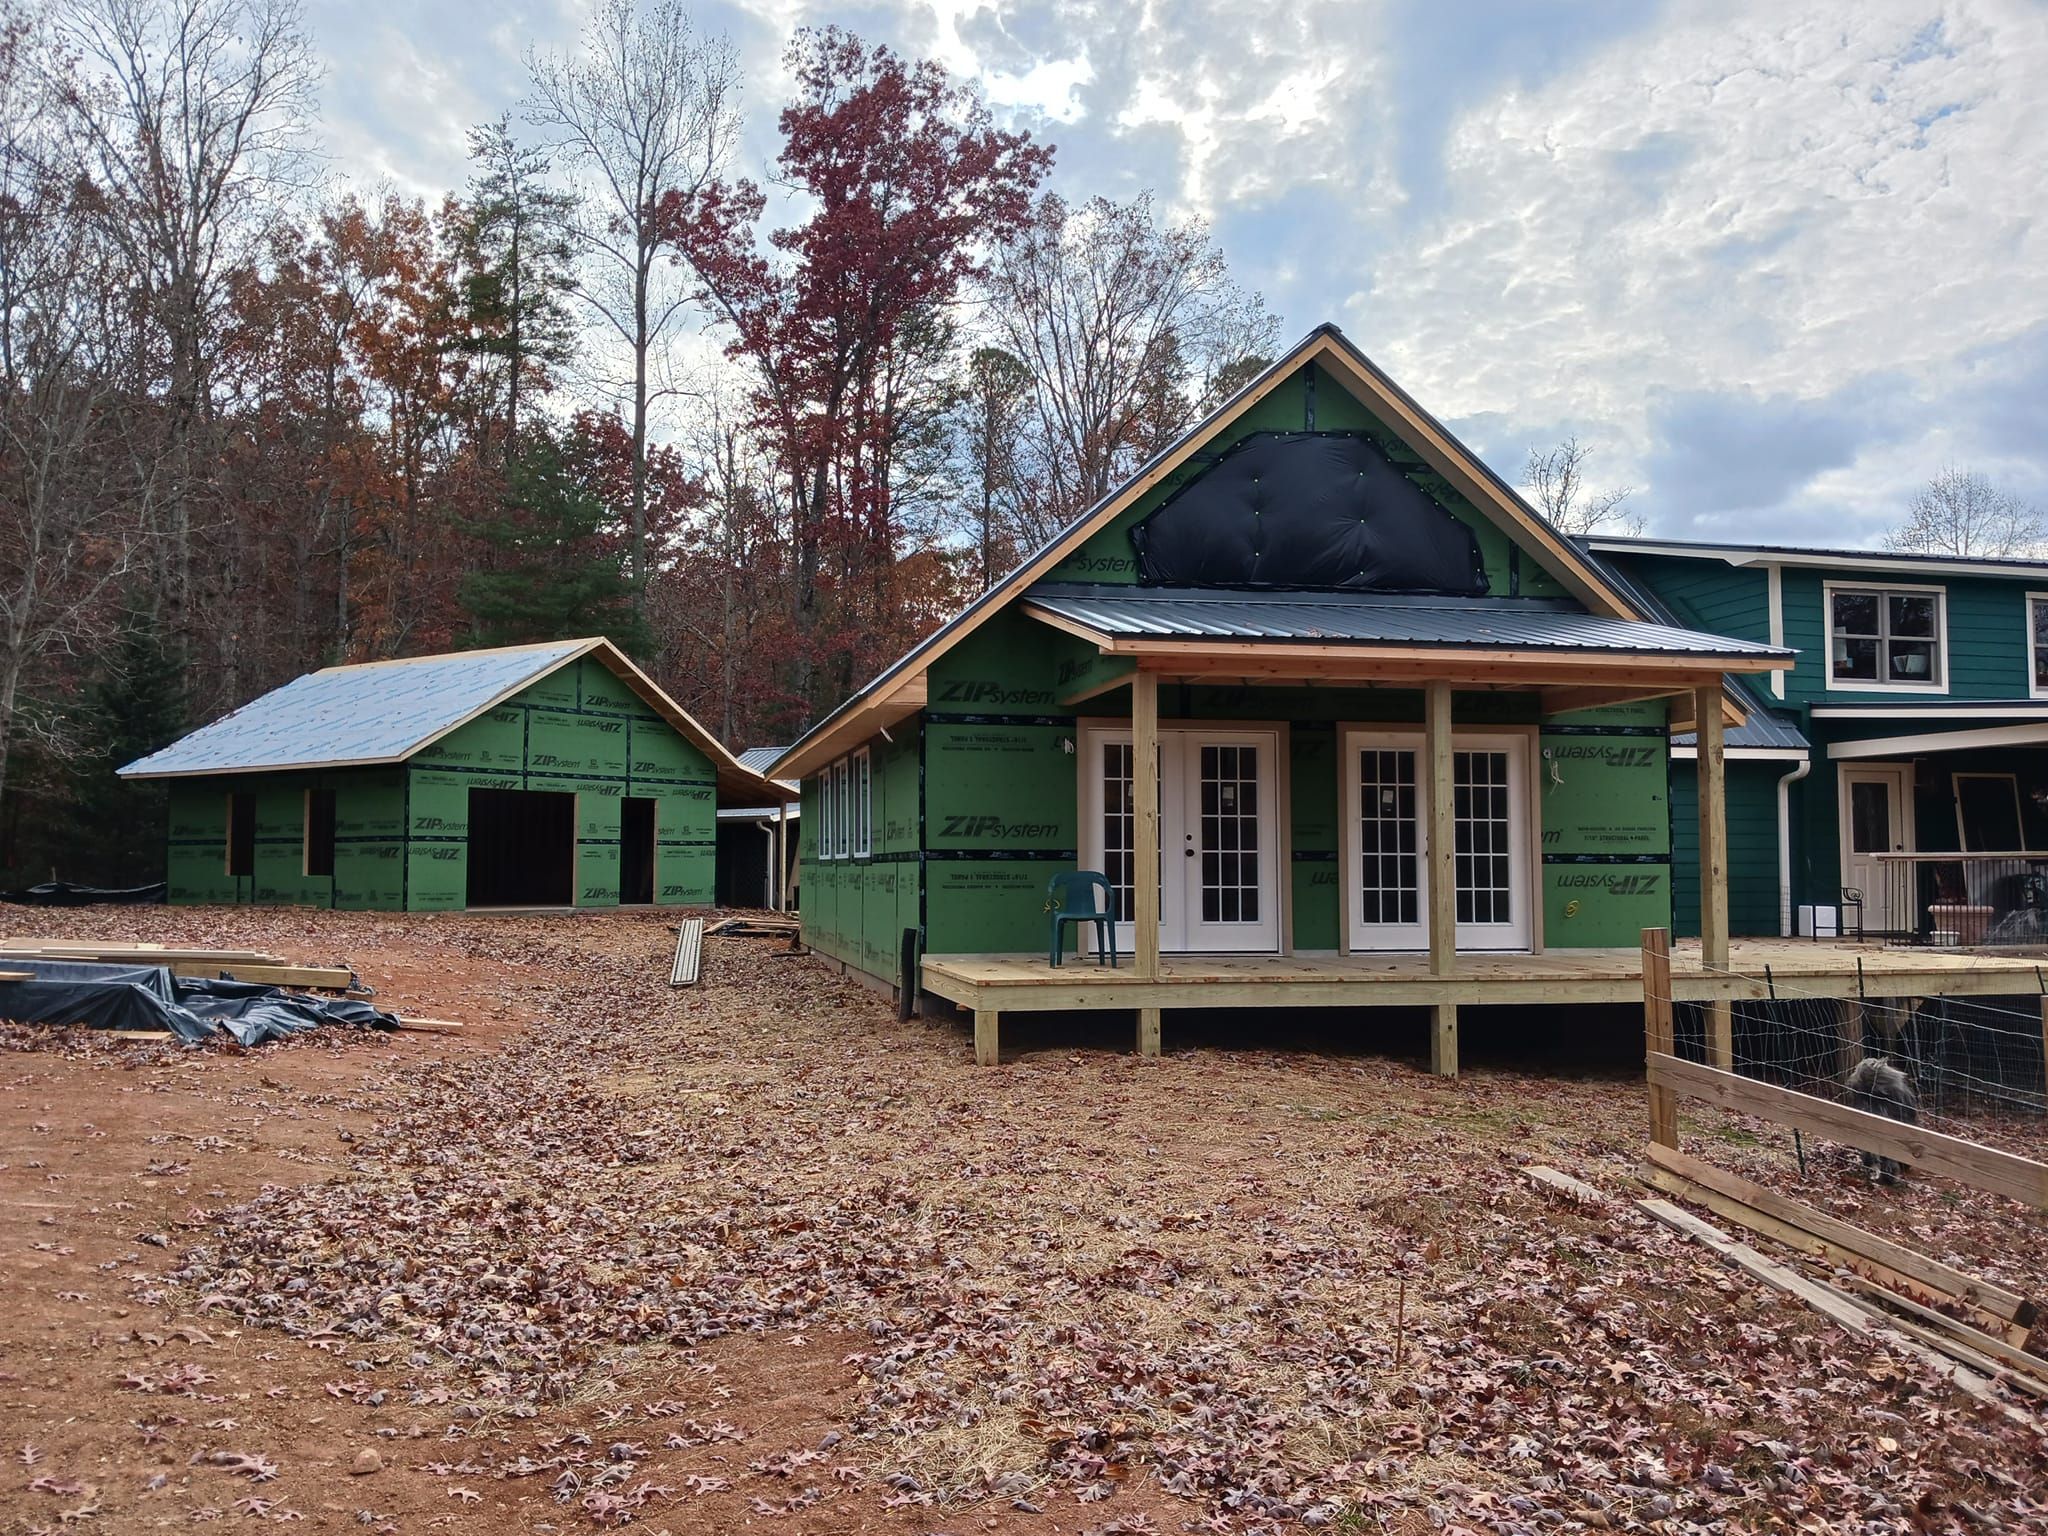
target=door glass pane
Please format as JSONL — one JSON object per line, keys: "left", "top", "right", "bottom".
{"left": 1103, "top": 742, "right": 1134, "bottom": 922}
{"left": 1454, "top": 750, "right": 1513, "bottom": 925}
{"left": 1849, "top": 779, "right": 1890, "bottom": 854}
{"left": 1358, "top": 748, "right": 1419, "bottom": 925}
{"left": 1199, "top": 744, "right": 1259, "bottom": 924}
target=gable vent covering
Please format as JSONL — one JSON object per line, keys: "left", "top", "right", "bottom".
{"left": 1128, "top": 432, "right": 1489, "bottom": 594}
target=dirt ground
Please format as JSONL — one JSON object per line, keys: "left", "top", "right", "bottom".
{"left": 1, "top": 907, "right": 2043, "bottom": 1536}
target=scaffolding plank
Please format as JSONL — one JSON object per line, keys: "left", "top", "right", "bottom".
{"left": 670, "top": 919, "right": 705, "bottom": 988}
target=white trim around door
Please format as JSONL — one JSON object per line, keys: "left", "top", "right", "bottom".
{"left": 1078, "top": 722, "right": 1283, "bottom": 955}
{"left": 1341, "top": 727, "right": 1536, "bottom": 953}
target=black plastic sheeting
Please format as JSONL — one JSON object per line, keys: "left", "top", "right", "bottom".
{"left": 1129, "top": 432, "right": 1490, "bottom": 594}
{"left": 0, "top": 958, "right": 396, "bottom": 1046}
{"left": 3, "top": 880, "right": 167, "bottom": 906}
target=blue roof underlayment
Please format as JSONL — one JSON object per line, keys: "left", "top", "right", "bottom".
{"left": 119, "top": 640, "right": 590, "bottom": 777}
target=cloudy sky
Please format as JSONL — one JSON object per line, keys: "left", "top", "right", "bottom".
{"left": 310, "top": 0, "right": 2048, "bottom": 548}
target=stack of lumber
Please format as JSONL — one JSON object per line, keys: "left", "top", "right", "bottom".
{"left": 704, "top": 915, "right": 799, "bottom": 939}
{"left": 0, "top": 939, "right": 355, "bottom": 990}
{"left": 1638, "top": 1144, "right": 2048, "bottom": 1418}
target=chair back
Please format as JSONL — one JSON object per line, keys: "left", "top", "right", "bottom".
{"left": 1048, "top": 869, "right": 1113, "bottom": 917}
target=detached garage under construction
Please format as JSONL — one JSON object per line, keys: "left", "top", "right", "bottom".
{"left": 118, "top": 637, "right": 788, "bottom": 910}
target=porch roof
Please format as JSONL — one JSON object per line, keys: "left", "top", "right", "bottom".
{"left": 1023, "top": 585, "right": 1792, "bottom": 662}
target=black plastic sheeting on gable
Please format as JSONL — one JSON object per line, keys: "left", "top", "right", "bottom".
{"left": 1128, "top": 432, "right": 1490, "bottom": 594}
{"left": 0, "top": 958, "right": 397, "bottom": 1046}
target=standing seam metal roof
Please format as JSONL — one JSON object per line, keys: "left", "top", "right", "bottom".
{"left": 1023, "top": 585, "right": 1793, "bottom": 657}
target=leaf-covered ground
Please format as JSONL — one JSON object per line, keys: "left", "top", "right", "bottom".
{"left": 2, "top": 906, "right": 2043, "bottom": 1535}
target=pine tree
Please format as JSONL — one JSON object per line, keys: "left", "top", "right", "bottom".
{"left": 63, "top": 627, "right": 189, "bottom": 883}
{"left": 446, "top": 116, "right": 579, "bottom": 455}
{"left": 459, "top": 431, "right": 650, "bottom": 652}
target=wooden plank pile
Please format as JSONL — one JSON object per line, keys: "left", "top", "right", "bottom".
{"left": 670, "top": 919, "right": 704, "bottom": 987}
{"left": 0, "top": 939, "right": 357, "bottom": 991}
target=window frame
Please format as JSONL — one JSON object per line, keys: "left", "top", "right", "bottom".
{"left": 851, "top": 747, "right": 872, "bottom": 859}
{"left": 818, "top": 768, "right": 837, "bottom": 861}
{"left": 1822, "top": 580, "right": 1948, "bottom": 694}
{"left": 2028, "top": 592, "right": 2048, "bottom": 700}
{"left": 1952, "top": 770, "right": 2029, "bottom": 853}
{"left": 834, "top": 758, "right": 851, "bottom": 860}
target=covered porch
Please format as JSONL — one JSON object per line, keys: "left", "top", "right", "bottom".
{"left": 945, "top": 585, "right": 1793, "bottom": 1073}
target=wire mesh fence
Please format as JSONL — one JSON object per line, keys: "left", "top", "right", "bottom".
{"left": 1660, "top": 965, "right": 2048, "bottom": 1158}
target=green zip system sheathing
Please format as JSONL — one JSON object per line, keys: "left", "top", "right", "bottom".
{"left": 165, "top": 656, "right": 716, "bottom": 909}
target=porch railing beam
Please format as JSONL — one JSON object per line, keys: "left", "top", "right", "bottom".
{"left": 1133, "top": 669, "right": 1162, "bottom": 983}
{"left": 1426, "top": 679, "right": 1458, "bottom": 1076}
{"left": 1695, "top": 676, "right": 1733, "bottom": 1067}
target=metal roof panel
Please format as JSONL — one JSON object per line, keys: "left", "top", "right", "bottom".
{"left": 1024, "top": 585, "right": 1792, "bottom": 657}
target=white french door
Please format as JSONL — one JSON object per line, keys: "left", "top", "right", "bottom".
{"left": 1079, "top": 726, "right": 1281, "bottom": 954}
{"left": 1343, "top": 729, "right": 1533, "bottom": 952}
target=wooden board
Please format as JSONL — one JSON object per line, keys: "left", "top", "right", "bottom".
{"left": 670, "top": 919, "right": 705, "bottom": 987}
{"left": 207, "top": 963, "right": 357, "bottom": 989}
{"left": 1643, "top": 1143, "right": 2034, "bottom": 1330}
{"left": 1647, "top": 1052, "right": 2048, "bottom": 1209}
{"left": 0, "top": 970, "right": 31, "bottom": 982}
{"left": 1637, "top": 1197, "right": 2033, "bottom": 1427}
{"left": 1, "top": 941, "right": 287, "bottom": 965}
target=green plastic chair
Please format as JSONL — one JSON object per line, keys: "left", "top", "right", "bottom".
{"left": 1048, "top": 870, "right": 1116, "bottom": 968}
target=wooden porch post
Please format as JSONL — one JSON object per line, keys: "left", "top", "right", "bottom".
{"left": 1642, "top": 927, "right": 1678, "bottom": 1148}
{"left": 1426, "top": 680, "right": 1458, "bottom": 1076}
{"left": 1695, "top": 678, "right": 1733, "bottom": 1068}
{"left": 1132, "top": 669, "right": 1162, "bottom": 983}
{"left": 774, "top": 805, "right": 787, "bottom": 911}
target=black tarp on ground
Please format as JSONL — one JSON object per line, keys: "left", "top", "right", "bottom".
{"left": 1128, "top": 432, "right": 1490, "bottom": 593}
{"left": 3, "top": 881, "right": 167, "bottom": 906}
{"left": 0, "top": 958, "right": 397, "bottom": 1045}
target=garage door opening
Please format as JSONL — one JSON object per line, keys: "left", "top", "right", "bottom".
{"left": 467, "top": 788, "right": 575, "bottom": 907}
{"left": 620, "top": 796, "right": 656, "bottom": 905}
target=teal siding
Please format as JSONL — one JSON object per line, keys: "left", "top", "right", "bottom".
{"left": 1670, "top": 760, "right": 1784, "bottom": 938}
{"left": 1633, "top": 561, "right": 1772, "bottom": 647}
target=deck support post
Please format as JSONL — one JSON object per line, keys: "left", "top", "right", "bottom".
{"left": 1138, "top": 1006, "right": 1161, "bottom": 1058}
{"left": 1426, "top": 680, "right": 1458, "bottom": 1077}
{"left": 974, "top": 1008, "right": 999, "bottom": 1066}
{"left": 774, "top": 804, "right": 788, "bottom": 911}
{"left": 1133, "top": 669, "right": 1162, "bottom": 983}
{"left": 1695, "top": 678, "right": 1732, "bottom": 1069}
{"left": 1642, "top": 927, "right": 1678, "bottom": 1148}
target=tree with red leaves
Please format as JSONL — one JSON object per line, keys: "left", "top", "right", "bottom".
{"left": 660, "top": 28, "right": 1052, "bottom": 712}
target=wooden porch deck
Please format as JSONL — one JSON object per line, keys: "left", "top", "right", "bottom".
{"left": 920, "top": 940, "right": 2046, "bottom": 1014}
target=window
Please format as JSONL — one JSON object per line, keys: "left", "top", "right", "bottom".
{"left": 834, "top": 759, "right": 851, "bottom": 859}
{"left": 1825, "top": 583, "right": 1946, "bottom": 690}
{"left": 227, "top": 791, "right": 255, "bottom": 877}
{"left": 2029, "top": 594, "right": 2048, "bottom": 698}
{"left": 304, "top": 788, "right": 336, "bottom": 878}
{"left": 851, "top": 748, "right": 871, "bottom": 858}
{"left": 1954, "top": 772, "right": 2027, "bottom": 853}
{"left": 818, "top": 770, "right": 836, "bottom": 860}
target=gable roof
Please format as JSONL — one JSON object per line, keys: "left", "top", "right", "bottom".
{"left": 1588, "top": 534, "right": 2048, "bottom": 582}
{"left": 120, "top": 637, "right": 790, "bottom": 806}
{"left": 771, "top": 323, "right": 1654, "bottom": 779}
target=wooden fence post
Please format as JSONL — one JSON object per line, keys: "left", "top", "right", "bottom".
{"left": 1643, "top": 926, "right": 1678, "bottom": 1149}
{"left": 2039, "top": 996, "right": 2048, "bottom": 1104}
{"left": 1837, "top": 998, "right": 1864, "bottom": 1078}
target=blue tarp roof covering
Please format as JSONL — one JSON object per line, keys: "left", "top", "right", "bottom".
{"left": 119, "top": 640, "right": 591, "bottom": 777}
{"left": 1024, "top": 585, "right": 1791, "bottom": 659}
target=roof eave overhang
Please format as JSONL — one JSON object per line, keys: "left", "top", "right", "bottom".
{"left": 1590, "top": 538, "right": 2048, "bottom": 582}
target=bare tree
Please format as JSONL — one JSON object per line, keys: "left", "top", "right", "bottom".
{"left": 52, "top": 0, "right": 318, "bottom": 636}
{"left": 1522, "top": 436, "right": 1642, "bottom": 537}
{"left": 1886, "top": 465, "right": 2046, "bottom": 558}
{"left": 0, "top": 10, "right": 143, "bottom": 819}
{"left": 526, "top": 0, "right": 740, "bottom": 604}
{"left": 952, "top": 344, "right": 1030, "bottom": 587}
{"left": 988, "top": 192, "right": 1279, "bottom": 544}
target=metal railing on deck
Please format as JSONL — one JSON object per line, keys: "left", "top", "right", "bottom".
{"left": 1858, "top": 852, "right": 2048, "bottom": 947}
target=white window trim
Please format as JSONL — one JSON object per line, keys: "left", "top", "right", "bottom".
{"left": 851, "top": 748, "right": 872, "bottom": 859}
{"left": 1822, "top": 580, "right": 1949, "bottom": 694}
{"left": 834, "top": 758, "right": 851, "bottom": 860}
{"left": 2028, "top": 591, "right": 2048, "bottom": 700}
{"left": 818, "top": 767, "right": 837, "bottom": 860}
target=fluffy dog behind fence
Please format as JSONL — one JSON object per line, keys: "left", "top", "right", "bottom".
{"left": 1844, "top": 1056, "right": 1920, "bottom": 1183}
